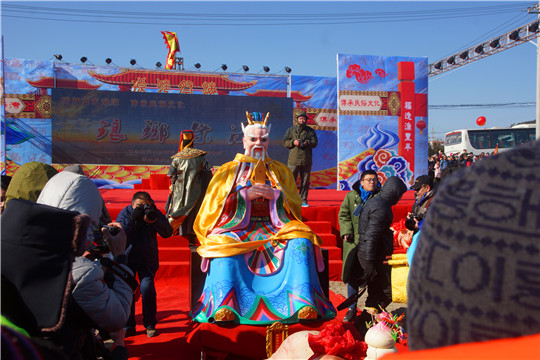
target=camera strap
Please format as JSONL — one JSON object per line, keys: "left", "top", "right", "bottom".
{"left": 98, "top": 256, "right": 139, "bottom": 292}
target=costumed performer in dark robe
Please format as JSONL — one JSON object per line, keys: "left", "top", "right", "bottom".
{"left": 191, "top": 111, "right": 336, "bottom": 325}
{"left": 167, "top": 130, "right": 212, "bottom": 246}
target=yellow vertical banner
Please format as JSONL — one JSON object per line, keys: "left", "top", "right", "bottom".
{"left": 161, "top": 31, "right": 180, "bottom": 70}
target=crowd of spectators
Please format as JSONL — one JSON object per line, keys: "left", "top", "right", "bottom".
{"left": 1, "top": 164, "right": 139, "bottom": 360}
{"left": 3, "top": 136, "right": 540, "bottom": 359}
{"left": 428, "top": 149, "right": 495, "bottom": 181}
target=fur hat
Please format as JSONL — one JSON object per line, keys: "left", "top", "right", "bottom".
{"left": 296, "top": 111, "right": 308, "bottom": 120}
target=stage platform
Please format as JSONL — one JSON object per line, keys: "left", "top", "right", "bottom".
{"left": 100, "top": 188, "right": 415, "bottom": 282}
{"left": 99, "top": 188, "right": 414, "bottom": 359}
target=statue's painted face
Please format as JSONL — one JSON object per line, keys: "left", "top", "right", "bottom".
{"left": 243, "top": 126, "right": 269, "bottom": 159}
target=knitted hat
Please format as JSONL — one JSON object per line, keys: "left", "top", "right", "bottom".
{"left": 407, "top": 139, "right": 540, "bottom": 350}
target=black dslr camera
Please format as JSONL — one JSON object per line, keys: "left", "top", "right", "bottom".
{"left": 297, "top": 134, "right": 307, "bottom": 149}
{"left": 143, "top": 204, "right": 159, "bottom": 221}
{"left": 91, "top": 225, "right": 120, "bottom": 254}
{"left": 132, "top": 202, "right": 159, "bottom": 222}
{"left": 405, "top": 214, "right": 420, "bottom": 231}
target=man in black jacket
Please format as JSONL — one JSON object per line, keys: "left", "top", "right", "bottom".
{"left": 338, "top": 170, "right": 379, "bottom": 322}
{"left": 357, "top": 176, "right": 407, "bottom": 310}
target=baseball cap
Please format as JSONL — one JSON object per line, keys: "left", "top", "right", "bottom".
{"left": 410, "top": 175, "right": 433, "bottom": 190}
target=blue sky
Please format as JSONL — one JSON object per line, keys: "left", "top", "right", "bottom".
{"left": 1, "top": 1, "right": 537, "bottom": 139}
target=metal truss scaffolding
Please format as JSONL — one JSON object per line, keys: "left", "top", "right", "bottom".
{"left": 428, "top": 20, "right": 540, "bottom": 77}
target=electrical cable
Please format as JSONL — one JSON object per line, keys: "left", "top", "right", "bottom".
{"left": 1, "top": 3, "right": 533, "bottom": 26}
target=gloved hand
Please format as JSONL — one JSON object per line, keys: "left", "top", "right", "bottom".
{"left": 130, "top": 204, "right": 145, "bottom": 222}
{"left": 343, "top": 234, "right": 354, "bottom": 243}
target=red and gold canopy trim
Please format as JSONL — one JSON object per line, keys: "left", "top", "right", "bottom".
{"left": 27, "top": 77, "right": 101, "bottom": 90}
{"left": 88, "top": 70, "right": 257, "bottom": 91}
{"left": 244, "top": 89, "right": 313, "bottom": 103}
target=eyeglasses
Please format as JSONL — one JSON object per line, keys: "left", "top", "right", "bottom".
{"left": 362, "top": 178, "right": 377, "bottom": 183}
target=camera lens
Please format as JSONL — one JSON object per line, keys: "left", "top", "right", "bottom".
{"left": 106, "top": 225, "right": 120, "bottom": 236}
{"left": 405, "top": 218, "right": 416, "bottom": 231}
{"left": 144, "top": 204, "right": 159, "bottom": 221}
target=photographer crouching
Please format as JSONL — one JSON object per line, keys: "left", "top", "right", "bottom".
{"left": 116, "top": 191, "right": 173, "bottom": 338}
{"left": 398, "top": 175, "right": 435, "bottom": 250}
{"left": 32, "top": 170, "right": 136, "bottom": 359}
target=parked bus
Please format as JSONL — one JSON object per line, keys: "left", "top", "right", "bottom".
{"left": 444, "top": 122, "right": 536, "bottom": 155}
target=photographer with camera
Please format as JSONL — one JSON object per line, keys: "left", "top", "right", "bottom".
{"left": 116, "top": 191, "right": 173, "bottom": 338}
{"left": 282, "top": 111, "right": 318, "bottom": 207}
{"left": 33, "top": 170, "right": 134, "bottom": 359}
{"left": 398, "top": 175, "right": 435, "bottom": 250}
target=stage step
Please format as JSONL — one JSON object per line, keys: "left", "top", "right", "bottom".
{"left": 318, "top": 233, "right": 339, "bottom": 247}
{"left": 159, "top": 234, "right": 190, "bottom": 247}
{"left": 322, "top": 246, "right": 341, "bottom": 261}
{"left": 154, "top": 226, "right": 344, "bottom": 281}
{"left": 158, "top": 245, "right": 342, "bottom": 265}
{"left": 305, "top": 221, "right": 334, "bottom": 234}
{"left": 153, "top": 223, "right": 344, "bottom": 282}
{"left": 159, "top": 247, "right": 191, "bottom": 262}
{"left": 329, "top": 259, "right": 343, "bottom": 281}
{"left": 157, "top": 260, "right": 191, "bottom": 279}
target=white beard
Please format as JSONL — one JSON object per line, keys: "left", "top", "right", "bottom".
{"left": 248, "top": 146, "right": 266, "bottom": 160}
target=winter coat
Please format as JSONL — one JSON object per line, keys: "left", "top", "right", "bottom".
{"left": 440, "top": 159, "right": 449, "bottom": 170}
{"left": 1, "top": 198, "right": 91, "bottom": 336}
{"left": 117, "top": 203, "right": 173, "bottom": 273}
{"left": 357, "top": 176, "right": 408, "bottom": 261}
{"left": 338, "top": 180, "right": 377, "bottom": 283}
{"left": 37, "top": 171, "right": 134, "bottom": 333}
{"left": 282, "top": 124, "right": 318, "bottom": 166}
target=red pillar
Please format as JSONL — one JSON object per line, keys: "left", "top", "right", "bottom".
{"left": 398, "top": 62, "right": 416, "bottom": 173}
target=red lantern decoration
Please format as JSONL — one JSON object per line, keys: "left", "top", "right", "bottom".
{"left": 476, "top": 116, "right": 486, "bottom": 127}
{"left": 416, "top": 119, "right": 426, "bottom": 134}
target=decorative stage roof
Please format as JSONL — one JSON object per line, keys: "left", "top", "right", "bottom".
{"left": 88, "top": 69, "right": 257, "bottom": 91}
{"left": 27, "top": 78, "right": 101, "bottom": 90}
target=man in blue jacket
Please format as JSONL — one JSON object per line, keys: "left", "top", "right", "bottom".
{"left": 117, "top": 191, "right": 173, "bottom": 338}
